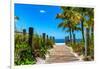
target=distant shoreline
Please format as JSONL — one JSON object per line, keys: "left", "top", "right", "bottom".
{"left": 55, "top": 43, "right": 65, "bottom": 45}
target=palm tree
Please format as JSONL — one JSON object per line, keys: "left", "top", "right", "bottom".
{"left": 57, "top": 20, "right": 73, "bottom": 43}
{"left": 83, "top": 9, "right": 94, "bottom": 56}
{"left": 56, "top": 7, "right": 94, "bottom": 58}
{"left": 14, "top": 16, "right": 19, "bottom": 32}
{"left": 56, "top": 7, "right": 82, "bottom": 44}
{"left": 74, "top": 8, "right": 94, "bottom": 42}
{"left": 72, "top": 7, "right": 94, "bottom": 56}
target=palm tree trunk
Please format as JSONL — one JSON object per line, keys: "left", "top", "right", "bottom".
{"left": 84, "top": 28, "right": 87, "bottom": 57}
{"left": 72, "top": 29, "right": 75, "bottom": 44}
{"left": 81, "top": 19, "right": 85, "bottom": 42}
{"left": 73, "top": 33, "right": 76, "bottom": 44}
{"left": 71, "top": 29, "right": 74, "bottom": 44}
{"left": 92, "top": 25, "right": 94, "bottom": 36}
{"left": 69, "top": 28, "right": 72, "bottom": 43}
{"left": 84, "top": 28, "right": 90, "bottom": 56}
{"left": 86, "top": 28, "right": 90, "bottom": 56}
{"left": 14, "top": 22, "right": 16, "bottom": 32}
{"left": 89, "top": 26, "right": 92, "bottom": 40}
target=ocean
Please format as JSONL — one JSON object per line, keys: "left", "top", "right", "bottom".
{"left": 55, "top": 39, "right": 82, "bottom": 43}
{"left": 55, "top": 39, "right": 65, "bottom": 43}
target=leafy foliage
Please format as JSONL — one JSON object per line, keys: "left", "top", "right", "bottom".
{"left": 56, "top": 7, "right": 94, "bottom": 61}
{"left": 15, "top": 32, "right": 54, "bottom": 65}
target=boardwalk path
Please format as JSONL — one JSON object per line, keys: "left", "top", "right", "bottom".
{"left": 45, "top": 44, "right": 79, "bottom": 63}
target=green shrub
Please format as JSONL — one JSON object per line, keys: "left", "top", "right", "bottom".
{"left": 15, "top": 32, "right": 54, "bottom": 65}
{"left": 66, "top": 40, "right": 94, "bottom": 60}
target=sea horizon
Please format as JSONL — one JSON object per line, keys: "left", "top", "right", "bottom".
{"left": 55, "top": 39, "right": 82, "bottom": 43}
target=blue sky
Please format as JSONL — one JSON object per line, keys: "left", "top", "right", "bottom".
{"left": 14, "top": 3, "right": 82, "bottom": 39}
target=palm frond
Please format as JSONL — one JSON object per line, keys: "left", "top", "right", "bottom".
{"left": 14, "top": 16, "right": 19, "bottom": 20}
{"left": 58, "top": 22, "right": 66, "bottom": 30}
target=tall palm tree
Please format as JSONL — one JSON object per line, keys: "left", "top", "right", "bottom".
{"left": 56, "top": 6, "right": 94, "bottom": 57}
{"left": 57, "top": 20, "right": 73, "bottom": 43}
{"left": 73, "top": 7, "right": 94, "bottom": 56}
{"left": 14, "top": 16, "right": 19, "bottom": 32}
{"left": 74, "top": 8, "right": 94, "bottom": 42}
{"left": 56, "top": 7, "right": 82, "bottom": 44}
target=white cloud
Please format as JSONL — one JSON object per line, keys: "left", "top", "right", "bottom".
{"left": 40, "top": 10, "right": 46, "bottom": 13}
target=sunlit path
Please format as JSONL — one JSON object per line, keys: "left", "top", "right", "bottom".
{"left": 45, "top": 44, "right": 80, "bottom": 63}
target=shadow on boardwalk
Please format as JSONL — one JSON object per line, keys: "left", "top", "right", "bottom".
{"left": 45, "top": 44, "right": 80, "bottom": 64}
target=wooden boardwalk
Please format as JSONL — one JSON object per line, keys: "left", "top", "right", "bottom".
{"left": 46, "top": 44, "right": 79, "bottom": 63}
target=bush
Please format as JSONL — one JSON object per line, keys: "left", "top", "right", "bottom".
{"left": 15, "top": 32, "right": 54, "bottom": 65}
{"left": 66, "top": 40, "right": 94, "bottom": 60}
{"left": 15, "top": 33, "right": 36, "bottom": 65}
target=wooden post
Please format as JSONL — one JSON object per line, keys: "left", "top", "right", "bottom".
{"left": 52, "top": 36, "right": 55, "bottom": 44}
{"left": 50, "top": 36, "right": 53, "bottom": 42}
{"left": 49, "top": 36, "right": 52, "bottom": 43}
{"left": 50, "top": 36, "right": 52, "bottom": 40}
{"left": 28, "top": 27, "right": 35, "bottom": 58}
{"left": 42, "top": 33, "right": 46, "bottom": 44}
{"left": 42, "top": 33, "right": 46, "bottom": 50}
{"left": 47, "top": 35, "right": 48, "bottom": 41}
{"left": 65, "top": 36, "right": 67, "bottom": 43}
{"left": 23, "top": 29, "right": 26, "bottom": 41}
{"left": 28, "top": 27, "right": 33, "bottom": 46}
{"left": 23, "top": 29, "right": 26, "bottom": 35}
{"left": 68, "top": 36, "right": 70, "bottom": 42}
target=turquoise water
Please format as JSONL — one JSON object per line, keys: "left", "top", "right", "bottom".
{"left": 55, "top": 39, "right": 65, "bottom": 43}
{"left": 55, "top": 39, "right": 81, "bottom": 43}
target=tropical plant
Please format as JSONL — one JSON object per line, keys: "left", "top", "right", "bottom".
{"left": 15, "top": 29, "right": 54, "bottom": 65}
{"left": 14, "top": 16, "right": 19, "bottom": 32}
{"left": 56, "top": 7, "right": 82, "bottom": 44}
{"left": 56, "top": 6, "right": 94, "bottom": 60}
